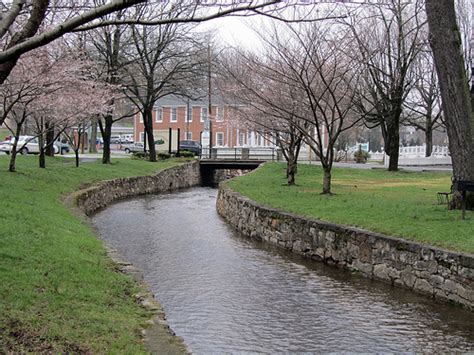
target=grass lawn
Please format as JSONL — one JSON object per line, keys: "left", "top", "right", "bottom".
{"left": 0, "top": 128, "right": 9, "bottom": 140}
{"left": 226, "top": 163, "right": 474, "bottom": 254}
{"left": 0, "top": 155, "right": 185, "bottom": 353}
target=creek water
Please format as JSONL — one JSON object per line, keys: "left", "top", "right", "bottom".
{"left": 92, "top": 187, "right": 474, "bottom": 353}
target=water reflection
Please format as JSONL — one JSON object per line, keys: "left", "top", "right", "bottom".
{"left": 93, "top": 188, "right": 474, "bottom": 353}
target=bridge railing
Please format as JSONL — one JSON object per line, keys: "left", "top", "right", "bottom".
{"left": 200, "top": 147, "right": 281, "bottom": 161}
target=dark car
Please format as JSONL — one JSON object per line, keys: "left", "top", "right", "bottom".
{"left": 54, "top": 140, "right": 70, "bottom": 155}
{"left": 179, "top": 140, "right": 201, "bottom": 156}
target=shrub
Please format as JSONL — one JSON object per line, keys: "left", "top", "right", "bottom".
{"left": 157, "top": 152, "right": 171, "bottom": 160}
{"left": 132, "top": 151, "right": 149, "bottom": 160}
{"left": 354, "top": 150, "right": 370, "bottom": 163}
{"left": 178, "top": 150, "right": 195, "bottom": 158}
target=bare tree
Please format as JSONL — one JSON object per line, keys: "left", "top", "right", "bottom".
{"left": 347, "top": 0, "right": 426, "bottom": 171}
{"left": 85, "top": 7, "right": 133, "bottom": 164}
{"left": 228, "top": 23, "right": 361, "bottom": 194}
{"left": 0, "top": 0, "right": 284, "bottom": 88}
{"left": 219, "top": 50, "right": 309, "bottom": 185}
{"left": 403, "top": 49, "right": 444, "bottom": 157}
{"left": 425, "top": 0, "right": 474, "bottom": 184}
{"left": 123, "top": 6, "right": 205, "bottom": 162}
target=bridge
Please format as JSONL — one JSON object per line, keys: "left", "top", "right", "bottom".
{"left": 199, "top": 159, "right": 265, "bottom": 186}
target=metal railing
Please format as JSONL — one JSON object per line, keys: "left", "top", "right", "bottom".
{"left": 200, "top": 147, "right": 281, "bottom": 161}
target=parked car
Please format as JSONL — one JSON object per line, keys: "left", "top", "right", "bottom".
{"left": 0, "top": 136, "right": 69, "bottom": 155}
{"left": 0, "top": 139, "right": 12, "bottom": 154}
{"left": 54, "top": 140, "right": 70, "bottom": 155}
{"left": 110, "top": 136, "right": 122, "bottom": 144}
{"left": 179, "top": 140, "right": 201, "bottom": 156}
{"left": 0, "top": 136, "right": 39, "bottom": 155}
{"left": 123, "top": 140, "right": 167, "bottom": 154}
{"left": 123, "top": 142, "right": 145, "bottom": 154}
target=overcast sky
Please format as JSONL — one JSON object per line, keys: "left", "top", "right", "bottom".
{"left": 197, "top": 16, "right": 266, "bottom": 50}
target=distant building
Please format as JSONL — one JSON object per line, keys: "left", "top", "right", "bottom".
{"left": 133, "top": 95, "right": 276, "bottom": 148}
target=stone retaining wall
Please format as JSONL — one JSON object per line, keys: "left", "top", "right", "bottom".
{"left": 217, "top": 184, "right": 474, "bottom": 310}
{"left": 69, "top": 161, "right": 200, "bottom": 354}
{"left": 74, "top": 161, "right": 201, "bottom": 216}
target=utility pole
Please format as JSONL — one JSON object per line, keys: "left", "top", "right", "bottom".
{"left": 186, "top": 97, "right": 190, "bottom": 140}
{"left": 208, "top": 40, "right": 213, "bottom": 150}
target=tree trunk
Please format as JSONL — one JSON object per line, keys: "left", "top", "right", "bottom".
{"left": 45, "top": 123, "right": 55, "bottom": 157}
{"left": 39, "top": 148, "right": 46, "bottom": 168}
{"left": 89, "top": 116, "right": 98, "bottom": 153}
{"left": 99, "top": 116, "right": 112, "bottom": 164}
{"left": 386, "top": 123, "right": 400, "bottom": 171}
{"left": 38, "top": 132, "right": 45, "bottom": 168}
{"left": 287, "top": 153, "right": 297, "bottom": 186}
{"left": 9, "top": 148, "right": 18, "bottom": 173}
{"left": 425, "top": 125, "right": 433, "bottom": 157}
{"left": 426, "top": 0, "right": 474, "bottom": 181}
{"left": 144, "top": 107, "right": 156, "bottom": 162}
{"left": 8, "top": 126, "right": 22, "bottom": 173}
{"left": 74, "top": 149, "right": 80, "bottom": 167}
{"left": 322, "top": 168, "right": 332, "bottom": 194}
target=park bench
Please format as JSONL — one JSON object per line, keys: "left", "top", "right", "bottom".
{"left": 452, "top": 180, "right": 474, "bottom": 220}
{"left": 437, "top": 191, "right": 452, "bottom": 205}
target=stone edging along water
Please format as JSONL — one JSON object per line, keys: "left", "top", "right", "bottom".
{"left": 66, "top": 161, "right": 201, "bottom": 354}
{"left": 216, "top": 180, "right": 474, "bottom": 310}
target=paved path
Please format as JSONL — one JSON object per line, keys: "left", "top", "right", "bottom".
{"left": 302, "top": 160, "right": 452, "bottom": 173}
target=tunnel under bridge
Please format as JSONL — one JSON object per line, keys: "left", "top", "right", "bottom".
{"left": 199, "top": 160, "right": 264, "bottom": 186}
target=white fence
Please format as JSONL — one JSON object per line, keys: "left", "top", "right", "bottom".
{"left": 384, "top": 145, "right": 451, "bottom": 166}
{"left": 399, "top": 145, "right": 449, "bottom": 158}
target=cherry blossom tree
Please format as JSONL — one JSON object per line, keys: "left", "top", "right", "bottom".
{"left": 1, "top": 46, "right": 114, "bottom": 171}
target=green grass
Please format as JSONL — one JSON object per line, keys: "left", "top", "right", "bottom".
{"left": 0, "top": 128, "right": 9, "bottom": 140}
{"left": 0, "top": 155, "right": 184, "bottom": 353}
{"left": 227, "top": 163, "right": 474, "bottom": 254}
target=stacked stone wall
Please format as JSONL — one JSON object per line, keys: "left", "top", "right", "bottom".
{"left": 74, "top": 161, "right": 201, "bottom": 216}
{"left": 217, "top": 185, "right": 474, "bottom": 310}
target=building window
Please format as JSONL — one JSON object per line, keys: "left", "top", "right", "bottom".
{"left": 186, "top": 132, "right": 192, "bottom": 140}
{"left": 139, "top": 112, "right": 143, "bottom": 123}
{"left": 216, "top": 107, "right": 224, "bottom": 122}
{"left": 170, "top": 107, "right": 177, "bottom": 123}
{"left": 186, "top": 106, "right": 192, "bottom": 122}
{"left": 140, "top": 132, "right": 145, "bottom": 142}
{"left": 155, "top": 108, "right": 163, "bottom": 123}
{"left": 216, "top": 132, "right": 224, "bottom": 147}
{"left": 239, "top": 132, "right": 245, "bottom": 146}
{"left": 201, "top": 107, "right": 208, "bottom": 122}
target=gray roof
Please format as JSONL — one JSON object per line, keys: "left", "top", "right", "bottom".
{"left": 154, "top": 94, "right": 226, "bottom": 108}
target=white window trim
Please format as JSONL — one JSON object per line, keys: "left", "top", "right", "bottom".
{"left": 216, "top": 132, "right": 224, "bottom": 147}
{"left": 186, "top": 132, "right": 192, "bottom": 140}
{"left": 239, "top": 132, "right": 245, "bottom": 147}
{"left": 155, "top": 108, "right": 163, "bottom": 123}
{"left": 139, "top": 112, "right": 143, "bottom": 123}
{"left": 170, "top": 107, "right": 178, "bottom": 123}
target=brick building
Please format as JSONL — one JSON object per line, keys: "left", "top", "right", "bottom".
{"left": 133, "top": 95, "right": 276, "bottom": 148}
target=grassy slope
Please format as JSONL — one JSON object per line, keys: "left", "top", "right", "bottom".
{"left": 227, "top": 163, "right": 474, "bottom": 254}
{"left": 0, "top": 155, "right": 183, "bottom": 353}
